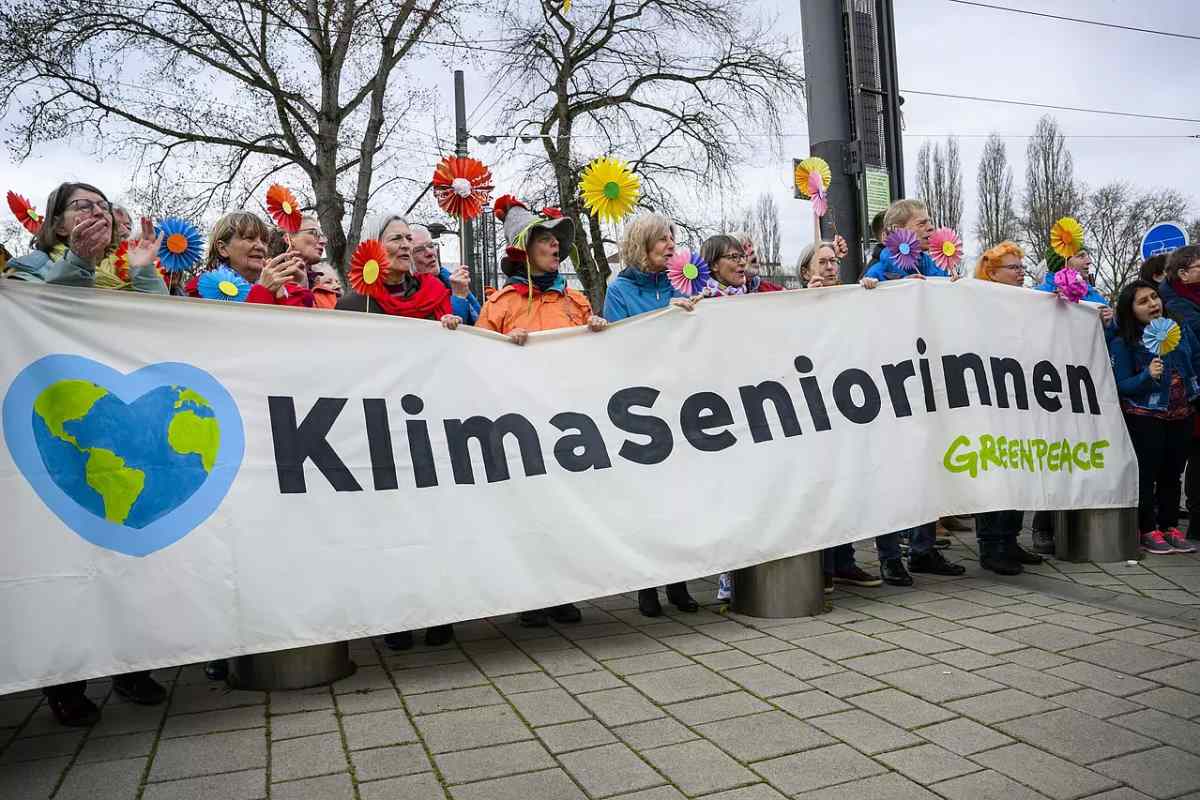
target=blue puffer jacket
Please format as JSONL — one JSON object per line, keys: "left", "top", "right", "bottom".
{"left": 439, "top": 266, "right": 480, "bottom": 326}
{"left": 863, "top": 249, "right": 948, "bottom": 282}
{"left": 1157, "top": 280, "right": 1200, "bottom": 339}
{"left": 603, "top": 266, "right": 682, "bottom": 322}
{"left": 1109, "top": 322, "right": 1200, "bottom": 412}
{"left": 1035, "top": 271, "right": 1109, "bottom": 306}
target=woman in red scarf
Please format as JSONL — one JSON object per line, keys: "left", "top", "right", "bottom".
{"left": 187, "top": 212, "right": 314, "bottom": 307}
{"left": 336, "top": 214, "right": 461, "bottom": 329}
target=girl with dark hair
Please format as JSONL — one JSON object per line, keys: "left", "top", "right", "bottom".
{"left": 1110, "top": 279, "right": 1200, "bottom": 554}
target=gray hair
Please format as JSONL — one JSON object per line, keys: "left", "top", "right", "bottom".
{"left": 796, "top": 240, "right": 836, "bottom": 276}
{"left": 360, "top": 213, "right": 408, "bottom": 243}
{"left": 409, "top": 223, "right": 432, "bottom": 241}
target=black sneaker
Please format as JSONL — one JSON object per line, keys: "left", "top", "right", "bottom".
{"left": 833, "top": 566, "right": 883, "bottom": 587}
{"left": 519, "top": 609, "right": 550, "bottom": 628}
{"left": 638, "top": 588, "right": 663, "bottom": 617}
{"left": 665, "top": 582, "right": 699, "bottom": 612}
{"left": 424, "top": 625, "right": 454, "bottom": 647}
{"left": 1007, "top": 541, "right": 1044, "bottom": 565}
{"left": 1032, "top": 530, "right": 1055, "bottom": 555}
{"left": 909, "top": 549, "right": 966, "bottom": 576}
{"left": 548, "top": 603, "right": 582, "bottom": 623}
{"left": 113, "top": 673, "right": 167, "bottom": 706}
{"left": 384, "top": 631, "right": 414, "bottom": 651}
{"left": 204, "top": 659, "right": 229, "bottom": 681}
{"left": 45, "top": 690, "right": 100, "bottom": 727}
{"left": 979, "top": 544, "right": 1021, "bottom": 576}
{"left": 880, "top": 558, "right": 913, "bottom": 586}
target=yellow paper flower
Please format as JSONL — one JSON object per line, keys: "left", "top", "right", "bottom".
{"left": 794, "top": 157, "right": 831, "bottom": 198}
{"left": 580, "top": 157, "right": 640, "bottom": 223}
{"left": 1050, "top": 216, "right": 1085, "bottom": 259}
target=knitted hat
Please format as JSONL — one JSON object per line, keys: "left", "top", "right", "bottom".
{"left": 494, "top": 195, "right": 575, "bottom": 277}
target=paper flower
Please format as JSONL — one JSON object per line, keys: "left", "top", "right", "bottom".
{"left": 7, "top": 191, "right": 42, "bottom": 234}
{"left": 1053, "top": 267, "right": 1088, "bottom": 303}
{"left": 884, "top": 228, "right": 921, "bottom": 271}
{"left": 113, "top": 239, "right": 167, "bottom": 284}
{"left": 580, "top": 157, "right": 640, "bottom": 223}
{"left": 928, "top": 227, "right": 963, "bottom": 271}
{"left": 266, "top": 184, "right": 302, "bottom": 233}
{"left": 807, "top": 171, "right": 828, "bottom": 217}
{"left": 432, "top": 156, "right": 494, "bottom": 220}
{"left": 197, "top": 266, "right": 251, "bottom": 302}
{"left": 1143, "top": 317, "right": 1181, "bottom": 357}
{"left": 349, "top": 239, "right": 390, "bottom": 299}
{"left": 666, "top": 248, "right": 710, "bottom": 296}
{"left": 794, "top": 157, "right": 831, "bottom": 198}
{"left": 1050, "top": 216, "right": 1084, "bottom": 260}
{"left": 155, "top": 217, "right": 204, "bottom": 272}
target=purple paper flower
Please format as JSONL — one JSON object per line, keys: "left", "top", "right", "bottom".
{"left": 1053, "top": 267, "right": 1088, "bottom": 303}
{"left": 884, "top": 228, "right": 921, "bottom": 272}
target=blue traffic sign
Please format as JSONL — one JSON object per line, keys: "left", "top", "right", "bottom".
{"left": 1141, "top": 221, "right": 1189, "bottom": 261}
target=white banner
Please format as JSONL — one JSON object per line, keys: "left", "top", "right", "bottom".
{"left": 0, "top": 279, "right": 1135, "bottom": 693}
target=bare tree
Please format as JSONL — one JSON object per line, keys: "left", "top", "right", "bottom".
{"left": 496, "top": 0, "right": 804, "bottom": 308}
{"left": 0, "top": 0, "right": 455, "bottom": 274}
{"left": 914, "top": 137, "right": 962, "bottom": 231}
{"left": 752, "top": 193, "right": 782, "bottom": 267}
{"left": 1085, "top": 183, "right": 1189, "bottom": 300}
{"left": 974, "top": 133, "right": 1018, "bottom": 249}
{"left": 1020, "top": 115, "right": 1083, "bottom": 263}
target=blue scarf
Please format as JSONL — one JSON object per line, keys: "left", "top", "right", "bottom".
{"left": 508, "top": 271, "right": 566, "bottom": 294}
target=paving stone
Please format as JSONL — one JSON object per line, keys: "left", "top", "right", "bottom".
{"left": 880, "top": 664, "right": 1005, "bottom": 702}
{"left": 937, "top": 628, "right": 1026, "bottom": 654}
{"left": 577, "top": 687, "right": 665, "bottom": 726}
{"left": 975, "top": 664, "right": 1081, "bottom": 697}
{"left": 1052, "top": 688, "right": 1142, "bottom": 719}
{"left": 342, "top": 708, "right": 419, "bottom": 750}
{"left": 665, "top": 690, "right": 771, "bottom": 725}
{"left": 1004, "top": 624, "right": 1106, "bottom": 652}
{"left": 641, "top": 739, "right": 758, "bottom": 795}
{"left": 435, "top": 739, "right": 556, "bottom": 784}
{"left": 916, "top": 716, "right": 1013, "bottom": 755}
{"left": 904, "top": 617, "right": 965, "bottom": 635}
{"left": 531, "top": 648, "right": 605, "bottom": 676}
{"left": 973, "top": 743, "right": 1119, "bottom": 799}
{"left": 1110, "top": 709, "right": 1200, "bottom": 756}
{"left": 929, "top": 768, "right": 1052, "bottom": 800}
{"left": 54, "top": 756, "right": 147, "bottom": 800}
{"left": 936, "top": 649, "right": 1007, "bottom": 670}
{"left": 763, "top": 620, "right": 842, "bottom": 640}
{"left": 141, "top": 768, "right": 267, "bottom": 800}
{"left": 1039, "top": 613, "right": 1126, "bottom": 634}
{"left": 416, "top": 704, "right": 532, "bottom": 753}
{"left": 537, "top": 720, "right": 619, "bottom": 754}
{"left": 839, "top": 650, "right": 934, "bottom": 676}
{"left": 699, "top": 785, "right": 787, "bottom": 800}
{"left": 1143, "top": 662, "right": 1200, "bottom": 693}
{"left": 806, "top": 671, "right": 885, "bottom": 697}
{"left": 1004, "top": 648, "right": 1075, "bottom": 670}
{"left": 722, "top": 664, "right": 810, "bottom": 698}
{"left": 1063, "top": 640, "right": 1190, "bottom": 675}
{"left": 625, "top": 665, "right": 739, "bottom": 705}
{"left": 734, "top": 637, "right": 799, "bottom": 656}
{"left": 0, "top": 697, "right": 39, "bottom": 728}
{"left": 997, "top": 709, "right": 1157, "bottom": 765}
{"left": 696, "top": 709, "right": 833, "bottom": 765}
{"left": 658, "top": 633, "right": 730, "bottom": 656}
{"left": 386, "top": 649, "right": 468, "bottom": 670}
{"left": 471, "top": 648, "right": 541, "bottom": 677}
{"left": 558, "top": 743, "right": 665, "bottom": 797}
{"left": 843, "top": 619, "right": 905, "bottom": 635}
{"left": 271, "top": 732, "right": 347, "bottom": 782}
{"left": 792, "top": 771, "right": 939, "bottom": 799}
{"left": 1104, "top": 628, "right": 1174, "bottom": 646}
{"left": 842, "top": 599, "right": 926, "bottom": 622}
{"left": 1047, "top": 662, "right": 1156, "bottom": 697}
{"left": 946, "top": 688, "right": 1061, "bottom": 724}
{"left": 392, "top": 662, "right": 488, "bottom": 695}
{"left": 405, "top": 685, "right": 504, "bottom": 716}
{"left": 75, "top": 730, "right": 155, "bottom": 764}
{"left": 270, "top": 709, "right": 338, "bottom": 741}
{"left": 349, "top": 743, "right": 430, "bottom": 781}
{"left": 752, "top": 743, "right": 887, "bottom": 794}
{"left": 772, "top": 690, "right": 852, "bottom": 718}
{"left": 1154, "top": 636, "right": 1200, "bottom": 660}
{"left": 492, "top": 672, "right": 558, "bottom": 694}
{"left": 605, "top": 651, "right": 693, "bottom": 676}
{"left": 876, "top": 630, "right": 960, "bottom": 654}
{"left": 448, "top": 767, "right": 586, "bottom": 800}
{"left": 272, "top": 773, "right": 354, "bottom": 800}
{"left": 1091, "top": 746, "right": 1200, "bottom": 798}
{"left": 908, "top": 599, "right": 996, "bottom": 620}
{"left": 161, "top": 704, "right": 265, "bottom": 738}
{"left": 0, "top": 730, "right": 83, "bottom": 763}
{"left": 577, "top": 633, "right": 668, "bottom": 661}
{"left": 796, "top": 631, "right": 895, "bottom": 660}
{"left": 332, "top": 664, "right": 393, "bottom": 694}
{"left": 1129, "top": 687, "right": 1200, "bottom": 719}
{"left": 507, "top": 687, "right": 591, "bottom": 727}
{"left": 0, "top": 756, "right": 70, "bottom": 800}
{"left": 807, "top": 708, "right": 922, "bottom": 754}
{"left": 875, "top": 743, "right": 979, "bottom": 784}
{"left": 168, "top": 685, "right": 264, "bottom": 715}
{"left": 563, "top": 622, "right": 638, "bottom": 641}
{"left": 694, "top": 621, "right": 768, "bottom": 643}
{"left": 267, "top": 688, "right": 334, "bottom": 715}
{"left": 359, "top": 772, "right": 445, "bottom": 800}
{"left": 1076, "top": 790, "right": 1153, "bottom": 800}
{"left": 149, "top": 729, "right": 267, "bottom": 781}
{"left": 609, "top": 787, "right": 689, "bottom": 800}
{"left": 332, "top": 688, "right": 402, "bottom": 714}
{"left": 848, "top": 688, "right": 957, "bottom": 728}
{"left": 614, "top": 717, "right": 698, "bottom": 750}
{"left": 759, "top": 649, "right": 842, "bottom": 679}
{"left": 695, "top": 650, "right": 761, "bottom": 671}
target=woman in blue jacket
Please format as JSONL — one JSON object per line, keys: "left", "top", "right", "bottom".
{"left": 1110, "top": 279, "right": 1200, "bottom": 555}
{"left": 1158, "top": 245, "right": 1200, "bottom": 525}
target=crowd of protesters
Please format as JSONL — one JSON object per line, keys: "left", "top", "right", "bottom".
{"left": 4, "top": 181, "right": 1198, "bottom": 727}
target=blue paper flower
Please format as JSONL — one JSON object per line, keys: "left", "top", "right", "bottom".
{"left": 196, "top": 266, "right": 250, "bottom": 302}
{"left": 156, "top": 217, "right": 204, "bottom": 273}
{"left": 1143, "top": 317, "right": 1181, "bottom": 356}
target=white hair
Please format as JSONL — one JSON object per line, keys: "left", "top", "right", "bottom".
{"left": 360, "top": 213, "right": 408, "bottom": 242}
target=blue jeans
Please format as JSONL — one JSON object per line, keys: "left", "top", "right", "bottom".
{"left": 975, "top": 510, "right": 1022, "bottom": 544}
{"left": 822, "top": 543, "right": 855, "bottom": 576}
{"left": 877, "top": 523, "right": 936, "bottom": 561}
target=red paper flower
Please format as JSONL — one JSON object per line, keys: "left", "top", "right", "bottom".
{"left": 493, "top": 194, "right": 525, "bottom": 220}
{"left": 266, "top": 184, "right": 302, "bottom": 233}
{"left": 432, "top": 156, "right": 494, "bottom": 220}
{"left": 349, "top": 239, "right": 390, "bottom": 300}
{"left": 7, "top": 191, "right": 42, "bottom": 234}
{"left": 113, "top": 239, "right": 167, "bottom": 285}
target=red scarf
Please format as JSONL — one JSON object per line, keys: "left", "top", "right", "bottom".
{"left": 1170, "top": 279, "right": 1200, "bottom": 309}
{"left": 368, "top": 272, "right": 451, "bottom": 319}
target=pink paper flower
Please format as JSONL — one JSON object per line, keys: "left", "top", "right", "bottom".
{"left": 1053, "top": 267, "right": 1088, "bottom": 303}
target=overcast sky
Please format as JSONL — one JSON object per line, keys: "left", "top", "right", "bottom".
{"left": 2, "top": 0, "right": 1198, "bottom": 266}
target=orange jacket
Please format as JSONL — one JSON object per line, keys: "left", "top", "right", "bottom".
{"left": 476, "top": 284, "right": 592, "bottom": 334}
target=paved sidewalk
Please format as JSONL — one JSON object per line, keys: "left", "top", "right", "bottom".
{"left": 2, "top": 528, "right": 1200, "bottom": 800}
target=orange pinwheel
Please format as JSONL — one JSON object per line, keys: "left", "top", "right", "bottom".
{"left": 7, "top": 191, "right": 42, "bottom": 234}
{"left": 431, "top": 156, "right": 494, "bottom": 220}
{"left": 266, "top": 184, "right": 302, "bottom": 233}
{"left": 349, "top": 239, "right": 390, "bottom": 300}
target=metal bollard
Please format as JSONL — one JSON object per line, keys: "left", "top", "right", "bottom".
{"left": 228, "top": 642, "right": 356, "bottom": 691}
{"left": 1053, "top": 508, "right": 1140, "bottom": 563}
{"left": 731, "top": 552, "right": 825, "bottom": 618}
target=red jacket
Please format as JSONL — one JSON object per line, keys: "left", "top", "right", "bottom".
{"left": 185, "top": 275, "right": 314, "bottom": 307}
{"left": 755, "top": 279, "right": 785, "bottom": 293}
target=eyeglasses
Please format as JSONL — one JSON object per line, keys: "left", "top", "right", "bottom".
{"left": 721, "top": 252, "right": 747, "bottom": 262}
{"left": 66, "top": 198, "right": 112, "bottom": 215}
{"left": 294, "top": 227, "right": 326, "bottom": 240}
{"left": 999, "top": 263, "right": 1024, "bottom": 272}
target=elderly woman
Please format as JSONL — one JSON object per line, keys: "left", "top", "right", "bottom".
{"left": 1158, "top": 245, "right": 1200, "bottom": 533}
{"left": 411, "top": 223, "right": 478, "bottom": 324}
{"left": 186, "top": 212, "right": 313, "bottom": 307}
{"left": 731, "top": 232, "right": 783, "bottom": 292}
{"left": 5, "top": 182, "right": 165, "bottom": 293}
{"left": 284, "top": 213, "right": 343, "bottom": 309}
{"left": 336, "top": 214, "right": 463, "bottom": 329}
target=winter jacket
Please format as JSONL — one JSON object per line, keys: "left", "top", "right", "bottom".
{"left": 476, "top": 283, "right": 592, "bottom": 334}
{"left": 1109, "top": 323, "right": 1200, "bottom": 413}
{"left": 5, "top": 248, "right": 168, "bottom": 294}
{"left": 603, "top": 266, "right": 682, "bottom": 322}
{"left": 863, "top": 249, "right": 948, "bottom": 282}
{"left": 440, "top": 266, "right": 480, "bottom": 326}
{"left": 185, "top": 273, "right": 314, "bottom": 307}
{"left": 748, "top": 276, "right": 784, "bottom": 293}
{"left": 1157, "top": 280, "right": 1200, "bottom": 338}
{"left": 1035, "top": 271, "right": 1109, "bottom": 306}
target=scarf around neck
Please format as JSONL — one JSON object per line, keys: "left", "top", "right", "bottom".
{"left": 507, "top": 271, "right": 567, "bottom": 295}
{"left": 1170, "top": 278, "right": 1200, "bottom": 309}
{"left": 367, "top": 271, "right": 450, "bottom": 319}
{"left": 702, "top": 277, "right": 747, "bottom": 298}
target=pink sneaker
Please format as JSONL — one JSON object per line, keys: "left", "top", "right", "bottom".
{"left": 1140, "top": 530, "right": 1174, "bottom": 555}
{"left": 1164, "top": 528, "right": 1197, "bottom": 553}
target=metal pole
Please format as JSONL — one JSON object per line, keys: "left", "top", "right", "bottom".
{"left": 454, "top": 70, "right": 481, "bottom": 299}
{"left": 877, "top": 0, "right": 905, "bottom": 199}
{"left": 800, "top": 0, "right": 862, "bottom": 284}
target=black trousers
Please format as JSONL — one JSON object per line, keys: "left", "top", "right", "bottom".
{"left": 1126, "top": 414, "right": 1192, "bottom": 534}
{"left": 1185, "top": 433, "right": 1200, "bottom": 516}
{"left": 43, "top": 671, "right": 151, "bottom": 701}
{"left": 975, "top": 509, "right": 1023, "bottom": 544}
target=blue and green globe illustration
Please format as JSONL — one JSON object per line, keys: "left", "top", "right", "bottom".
{"left": 31, "top": 380, "right": 220, "bottom": 528}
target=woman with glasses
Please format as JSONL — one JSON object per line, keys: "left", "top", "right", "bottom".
{"left": 699, "top": 234, "right": 756, "bottom": 296}
{"left": 4, "top": 182, "right": 165, "bottom": 293}
{"left": 289, "top": 214, "right": 343, "bottom": 309}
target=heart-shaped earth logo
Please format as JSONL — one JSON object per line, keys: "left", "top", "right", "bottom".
{"left": 3, "top": 355, "right": 244, "bottom": 556}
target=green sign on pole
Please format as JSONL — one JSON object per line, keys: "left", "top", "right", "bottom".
{"left": 865, "top": 167, "right": 891, "bottom": 224}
